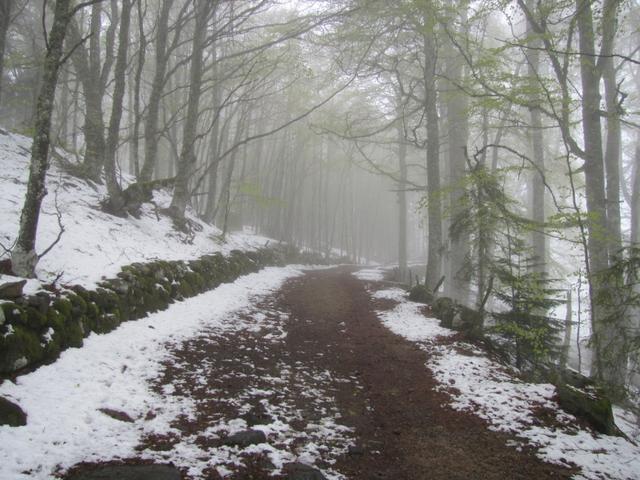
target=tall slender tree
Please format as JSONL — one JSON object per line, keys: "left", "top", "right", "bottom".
{"left": 170, "top": 0, "right": 212, "bottom": 218}
{"left": 0, "top": 0, "right": 13, "bottom": 105}
{"left": 12, "top": 0, "right": 81, "bottom": 276}
{"left": 104, "top": 0, "right": 134, "bottom": 213}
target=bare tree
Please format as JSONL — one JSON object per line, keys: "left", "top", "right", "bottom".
{"left": 12, "top": 0, "right": 88, "bottom": 277}
{"left": 169, "top": 0, "right": 212, "bottom": 218}
{"left": 0, "top": 0, "right": 14, "bottom": 105}
{"left": 103, "top": 0, "right": 134, "bottom": 213}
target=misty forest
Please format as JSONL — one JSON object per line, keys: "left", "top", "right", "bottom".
{"left": 1, "top": 0, "right": 640, "bottom": 479}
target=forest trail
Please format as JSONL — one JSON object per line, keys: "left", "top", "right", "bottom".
{"left": 67, "top": 267, "right": 575, "bottom": 479}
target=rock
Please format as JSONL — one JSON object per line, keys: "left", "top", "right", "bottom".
{"left": 25, "top": 292, "right": 51, "bottom": 313}
{"left": 0, "top": 280, "right": 27, "bottom": 299}
{"left": 0, "top": 396, "right": 27, "bottom": 427}
{"left": 408, "top": 285, "right": 434, "bottom": 304}
{"left": 452, "top": 306, "right": 483, "bottom": 339}
{"left": 556, "top": 383, "right": 621, "bottom": 436}
{"left": 98, "top": 408, "right": 135, "bottom": 423}
{"left": 283, "top": 463, "right": 328, "bottom": 480}
{"left": 347, "top": 445, "right": 365, "bottom": 455}
{"left": 13, "top": 356, "right": 28, "bottom": 370}
{"left": 241, "top": 410, "right": 273, "bottom": 426}
{"left": 223, "top": 429, "right": 267, "bottom": 448}
{"left": 66, "top": 464, "right": 182, "bottom": 480}
{"left": 432, "top": 297, "right": 455, "bottom": 328}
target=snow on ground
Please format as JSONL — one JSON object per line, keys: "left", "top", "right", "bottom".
{"left": 0, "top": 128, "right": 272, "bottom": 288}
{"left": 373, "top": 288, "right": 453, "bottom": 342}
{"left": 140, "top": 273, "right": 354, "bottom": 479}
{"left": 369, "top": 286, "right": 640, "bottom": 480}
{"left": 0, "top": 266, "right": 307, "bottom": 479}
{"left": 352, "top": 267, "right": 385, "bottom": 282}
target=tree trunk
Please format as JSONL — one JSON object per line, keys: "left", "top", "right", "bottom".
{"left": 0, "top": 0, "right": 13, "bottom": 105}
{"left": 561, "top": 289, "right": 573, "bottom": 369}
{"left": 576, "top": 0, "right": 626, "bottom": 398}
{"left": 423, "top": 5, "right": 442, "bottom": 292}
{"left": 139, "top": 0, "right": 173, "bottom": 182}
{"left": 68, "top": 14, "right": 106, "bottom": 182}
{"left": 397, "top": 118, "right": 408, "bottom": 283}
{"left": 170, "top": 0, "right": 211, "bottom": 217}
{"left": 601, "top": 0, "right": 622, "bottom": 257}
{"left": 632, "top": 138, "right": 640, "bottom": 244}
{"left": 526, "top": 0, "right": 546, "bottom": 274}
{"left": 130, "top": 0, "right": 147, "bottom": 177}
{"left": 444, "top": 4, "right": 470, "bottom": 302}
{"left": 204, "top": 36, "right": 221, "bottom": 223}
{"left": 104, "top": 0, "right": 133, "bottom": 213}
{"left": 11, "top": 0, "right": 72, "bottom": 277}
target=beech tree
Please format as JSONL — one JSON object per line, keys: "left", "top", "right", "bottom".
{"left": 0, "top": 0, "right": 13, "bottom": 104}
{"left": 3, "top": 0, "right": 639, "bottom": 399}
{"left": 11, "top": 0, "right": 97, "bottom": 277}
{"left": 169, "top": 0, "right": 212, "bottom": 218}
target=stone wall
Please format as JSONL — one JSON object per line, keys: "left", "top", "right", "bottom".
{"left": 0, "top": 246, "right": 323, "bottom": 376}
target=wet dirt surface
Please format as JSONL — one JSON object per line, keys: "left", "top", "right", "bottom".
{"left": 278, "top": 268, "right": 575, "bottom": 480}
{"left": 65, "top": 267, "right": 576, "bottom": 479}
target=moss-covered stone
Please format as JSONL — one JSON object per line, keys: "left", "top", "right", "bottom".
{"left": 53, "top": 297, "right": 73, "bottom": 317}
{"left": 556, "top": 383, "right": 620, "bottom": 436}
{"left": 408, "top": 285, "right": 434, "bottom": 304}
{"left": 177, "top": 280, "right": 194, "bottom": 299}
{"left": 66, "top": 292, "right": 87, "bottom": 316}
{"left": 24, "top": 306, "right": 47, "bottom": 331}
{"left": 453, "top": 305, "right": 484, "bottom": 340}
{"left": 96, "top": 311, "right": 121, "bottom": 334}
{"left": 0, "top": 323, "right": 44, "bottom": 372}
{"left": 85, "top": 301, "right": 100, "bottom": 320}
{"left": 0, "top": 396, "right": 27, "bottom": 426}
{"left": 432, "top": 297, "right": 455, "bottom": 328}
{"left": 0, "top": 302, "right": 27, "bottom": 326}
{"left": 0, "top": 246, "right": 308, "bottom": 375}
{"left": 46, "top": 306, "right": 84, "bottom": 349}
{"left": 25, "top": 292, "right": 51, "bottom": 313}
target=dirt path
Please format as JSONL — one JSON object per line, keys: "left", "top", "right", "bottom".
{"left": 66, "top": 267, "right": 575, "bottom": 479}
{"left": 279, "top": 268, "right": 573, "bottom": 480}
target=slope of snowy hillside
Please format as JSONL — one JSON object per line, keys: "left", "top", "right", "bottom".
{"left": 0, "top": 128, "right": 272, "bottom": 289}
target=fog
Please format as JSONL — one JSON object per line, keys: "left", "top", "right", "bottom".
{"left": 1, "top": 0, "right": 639, "bottom": 394}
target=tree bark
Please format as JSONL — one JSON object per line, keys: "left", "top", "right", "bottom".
{"left": 204, "top": 35, "right": 222, "bottom": 223}
{"left": 11, "top": 0, "right": 72, "bottom": 277}
{"left": 397, "top": 117, "right": 408, "bottom": 283}
{"left": 576, "top": 0, "right": 626, "bottom": 397}
{"left": 444, "top": 3, "right": 470, "bottom": 302}
{"left": 526, "top": 0, "right": 546, "bottom": 275}
{"left": 632, "top": 137, "right": 640, "bottom": 245}
{"left": 130, "top": 0, "right": 147, "bottom": 177}
{"left": 68, "top": 13, "right": 106, "bottom": 182}
{"left": 423, "top": 5, "right": 442, "bottom": 292}
{"left": 0, "top": 0, "right": 13, "bottom": 105}
{"left": 170, "top": 0, "right": 211, "bottom": 217}
{"left": 139, "top": 0, "right": 173, "bottom": 182}
{"left": 104, "top": 0, "right": 133, "bottom": 213}
{"left": 601, "top": 0, "right": 622, "bottom": 256}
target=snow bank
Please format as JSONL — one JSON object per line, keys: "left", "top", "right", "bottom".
{"left": 0, "top": 266, "right": 303, "bottom": 479}
{"left": 370, "top": 286, "right": 640, "bottom": 480}
{"left": 0, "top": 128, "right": 272, "bottom": 288}
{"left": 352, "top": 267, "right": 385, "bottom": 281}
